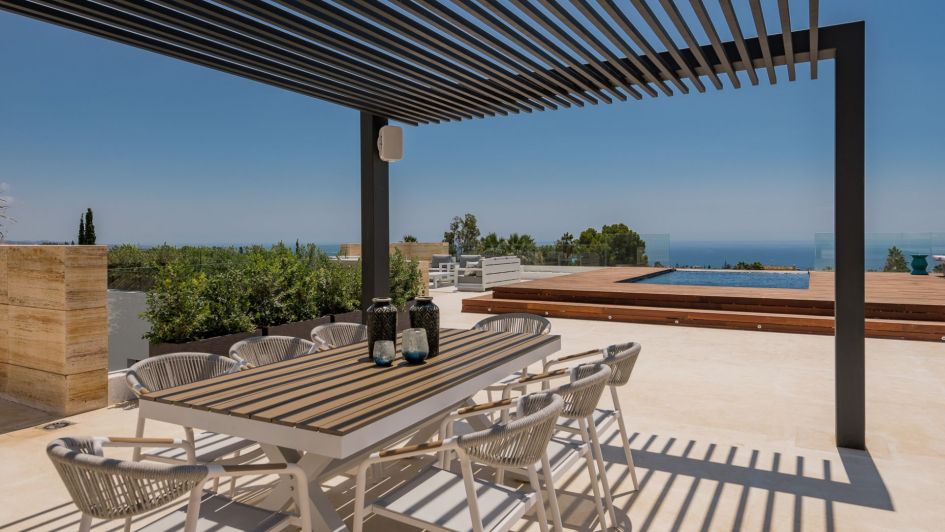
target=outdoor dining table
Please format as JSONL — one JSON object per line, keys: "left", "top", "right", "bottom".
{"left": 138, "top": 327, "right": 561, "bottom": 532}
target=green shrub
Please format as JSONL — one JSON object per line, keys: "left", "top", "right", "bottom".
{"left": 390, "top": 249, "right": 422, "bottom": 307}
{"left": 142, "top": 261, "right": 211, "bottom": 343}
{"left": 202, "top": 268, "right": 255, "bottom": 338}
{"left": 141, "top": 243, "right": 424, "bottom": 343}
{"left": 314, "top": 254, "right": 361, "bottom": 315}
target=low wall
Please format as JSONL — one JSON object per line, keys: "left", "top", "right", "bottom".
{"left": 0, "top": 245, "right": 108, "bottom": 416}
{"left": 340, "top": 242, "right": 449, "bottom": 261}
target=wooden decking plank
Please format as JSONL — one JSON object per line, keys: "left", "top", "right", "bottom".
{"left": 291, "top": 334, "right": 555, "bottom": 432}
{"left": 249, "top": 332, "right": 536, "bottom": 424}
{"left": 318, "top": 337, "right": 559, "bottom": 434}
{"left": 198, "top": 330, "right": 500, "bottom": 415}
{"left": 165, "top": 329, "right": 479, "bottom": 408}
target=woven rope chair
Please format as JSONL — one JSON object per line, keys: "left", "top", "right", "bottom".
{"left": 472, "top": 312, "right": 552, "bottom": 335}
{"left": 354, "top": 393, "right": 564, "bottom": 532}
{"left": 125, "top": 353, "right": 259, "bottom": 482}
{"left": 479, "top": 363, "right": 614, "bottom": 530}
{"left": 47, "top": 436, "right": 310, "bottom": 532}
{"left": 311, "top": 322, "right": 368, "bottom": 350}
{"left": 544, "top": 342, "right": 642, "bottom": 490}
{"left": 476, "top": 313, "right": 552, "bottom": 400}
{"left": 126, "top": 352, "right": 238, "bottom": 396}
{"left": 229, "top": 335, "right": 317, "bottom": 368}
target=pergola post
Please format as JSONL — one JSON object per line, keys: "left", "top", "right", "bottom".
{"left": 834, "top": 22, "right": 866, "bottom": 450}
{"left": 360, "top": 112, "right": 390, "bottom": 313}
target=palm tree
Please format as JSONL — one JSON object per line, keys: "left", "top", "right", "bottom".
{"left": 505, "top": 233, "right": 537, "bottom": 261}
{"left": 555, "top": 232, "right": 575, "bottom": 261}
{"left": 478, "top": 232, "right": 505, "bottom": 257}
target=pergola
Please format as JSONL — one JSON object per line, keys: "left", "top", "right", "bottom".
{"left": 1, "top": 0, "right": 866, "bottom": 449}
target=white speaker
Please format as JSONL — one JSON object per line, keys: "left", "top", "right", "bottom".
{"left": 377, "top": 125, "right": 403, "bottom": 162}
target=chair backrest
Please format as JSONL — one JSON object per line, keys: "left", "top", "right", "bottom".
{"left": 472, "top": 313, "right": 551, "bottom": 335}
{"left": 430, "top": 254, "right": 453, "bottom": 269}
{"left": 601, "top": 342, "right": 641, "bottom": 386}
{"left": 47, "top": 437, "right": 208, "bottom": 520}
{"left": 459, "top": 254, "right": 481, "bottom": 268}
{"left": 546, "top": 363, "right": 612, "bottom": 419}
{"left": 126, "top": 353, "right": 239, "bottom": 395}
{"left": 458, "top": 392, "right": 563, "bottom": 468}
{"left": 229, "top": 335, "right": 317, "bottom": 367}
{"left": 311, "top": 322, "right": 368, "bottom": 349}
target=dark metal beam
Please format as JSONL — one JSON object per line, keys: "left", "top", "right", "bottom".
{"left": 360, "top": 113, "right": 390, "bottom": 313}
{"left": 749, "top": 0, "right": 778, "bottom": 84}
{"left": 832, "top": 21, "right": 866, "bottom": 450}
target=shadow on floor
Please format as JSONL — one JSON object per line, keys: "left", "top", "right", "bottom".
{"left": 603, "top": 430, "right": 893, "bottom": 532}
{"left": 0, "top": 427, "right": 894, "bottom": 531}
{"left": 0, "top": 399, "right": 60, "bottom": 435}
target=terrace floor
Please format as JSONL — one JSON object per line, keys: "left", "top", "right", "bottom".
{"left": 2, "top": 288, "right": 945, "bottom": 531}
{"left": 466, "top": 268, "right": 945, "bottom": 341}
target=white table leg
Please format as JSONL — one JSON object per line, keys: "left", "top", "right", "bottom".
{"left": 259, "top": 445, "right": 348, "bottom": 532}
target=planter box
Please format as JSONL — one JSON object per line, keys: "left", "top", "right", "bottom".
{"left": 148, "top": 330, "right": 260, "bottom": 358}
{"left": 146, "top": 305, "right": 417, "bottom": 361}
{"left": 268, "top": 316, "right": 331, "bottom": 339}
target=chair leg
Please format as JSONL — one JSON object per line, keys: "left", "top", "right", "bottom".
{"left": 588, "top": 420, "right": 618, "bottom": 527}
{"left": 132, "top": 416, "right": 146, "bottom": 462}
{"left": 541, "top": 454, "right": 564, "bottom": 532}
{"left": 353, "top": 467, "right": 368, "bottom": 532}
{"left": 526, "top": 465, "right": 550, "bottom": 532}
{"left": 122, "top": 517, "right": 132, "bottom": 532}
{"left": 78, "top": 514, "right": 92, "bottom": 532}
{"left": 611, "top": 389, "right": 639, "bottom": 490}
{"left": 578, "top": 420, "right": 609, "bottom": 529}
{"left": 184, "top": 485, "right": 204, "bottom": 532}
{"left": 459, "top": 456, "right": 485, "bottom": 532}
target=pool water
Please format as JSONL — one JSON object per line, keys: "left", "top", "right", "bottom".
{"left": 627, "top": 269, "right": 810, "bottom": 289}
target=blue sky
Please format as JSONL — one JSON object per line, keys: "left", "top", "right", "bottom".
{"left": 1, "top": 1, "right": 943, "bottom": 245}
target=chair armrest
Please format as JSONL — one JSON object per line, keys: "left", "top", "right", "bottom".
{"left": 542, "top": 349, "right": 601, "bottom": 372}
{"left": 95, "top": 436, "right": 196, "bottom": 462}
{"left": 125, "top": 372, "right": 150, "bottom": 396}
{"left": 437, "top": 399, "right": 517, "bottom": 444}
{"left": 98, "top": 436, "right": 188, "bottom": 447}
{"left": 229, "top": 353, "right": 254, "bottom": 370}
{"left": 499, "top": 368, "right": 569, "bottom": 399}
{"left": 359, "top": 440, "right": 454, "bottom": 470}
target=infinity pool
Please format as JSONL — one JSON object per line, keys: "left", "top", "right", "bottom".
{"left": 626, "top": 269, "right": 810, "bottom": 289}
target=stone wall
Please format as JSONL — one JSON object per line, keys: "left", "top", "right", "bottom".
{"left": 0, "top": 245, "right": 108, "bottom": 415}
{"left": 339, "top": 242, "right": 449, "bottom": 261}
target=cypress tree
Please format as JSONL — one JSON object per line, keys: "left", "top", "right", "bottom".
{"left": 78, "top": 216, "right": 86, "bottom": 245}
{"left": 84, "top": 208, "right": 96, "bottom": 245}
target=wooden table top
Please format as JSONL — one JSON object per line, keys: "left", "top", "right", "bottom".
{"left": 142, "top": 328, "right": 559, "bottom": 436}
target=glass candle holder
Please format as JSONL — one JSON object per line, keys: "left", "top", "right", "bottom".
{"left": 401, "top": 328, "right": 429, "bottom": 364}
{"left": 373, "top": 340, "right": 396, "bottom": 367}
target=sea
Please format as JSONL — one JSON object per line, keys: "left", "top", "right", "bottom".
{"left": 85, "top": 234, "right": 943, "bottom": 272}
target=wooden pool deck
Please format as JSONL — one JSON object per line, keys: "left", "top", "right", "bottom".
{"left": 463, "top": 268, "right": 945, "bottom": 341}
